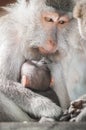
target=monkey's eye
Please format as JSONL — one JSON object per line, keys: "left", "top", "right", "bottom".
{"left": 58, "top": 20, "right": 65, "bottom": 24}
{"left": 58, "top": 15, "right": 69, "bottom": 26}
{"left": 45, "top": 17, "right": 53, "bottom": 22}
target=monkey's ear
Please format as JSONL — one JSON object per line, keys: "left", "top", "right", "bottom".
{"left": 21, "top": 75, "right": 30, "bottom": 87}
{"left": 50, "top": 78, "right": 54, "bottom": 87}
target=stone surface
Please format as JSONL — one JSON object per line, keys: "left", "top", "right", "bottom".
{"left": 0, "top": 122, "right": 86, "bottom": 130}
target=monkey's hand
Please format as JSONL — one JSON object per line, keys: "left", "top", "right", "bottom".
{"left": 70, "top": 108, "right": 86, "bottom": 122}
{"left": 69, "top": 97, "right": 86, "bottom": 114}
{"left": 68, "top": 96, "right": 86, "bottom": 122}
{"left": 0, "top": 79, "right": 62, "bottom": 120}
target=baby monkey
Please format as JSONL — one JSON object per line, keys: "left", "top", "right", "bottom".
{"left": 21, "top": 58, "right": 60, "bottom": 107}
{"left": 21, "top": 58, "right": 52, "bottom": 91}
{"left": 21, "top": 58, "right": 60, "bottom": 122}
{"left": 73, "top": 0, "right": 86, "bottom": 40}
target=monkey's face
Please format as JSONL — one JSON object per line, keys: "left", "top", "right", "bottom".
{"left": 73, "top": 2, "right": 86, "bottom": 40}
{"left": 24, "top": 0, "right": 73, "bottom": 57}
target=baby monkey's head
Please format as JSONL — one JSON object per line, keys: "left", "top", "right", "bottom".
{"left": 21, "top": 58, "right": 52, "bottom": 91}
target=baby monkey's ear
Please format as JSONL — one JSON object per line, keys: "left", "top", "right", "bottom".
{"left": 50, "top": 78, "right": 54, "bottom": 87}
{"left": 21, "top": 75, "right": 30, "bottom": 88}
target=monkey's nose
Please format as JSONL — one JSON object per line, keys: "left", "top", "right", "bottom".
{"left": 46, "top": 39, "right": 57, "bottom": 52}
{"left": 39, "top": 39, "right": 57, "bottom": 54}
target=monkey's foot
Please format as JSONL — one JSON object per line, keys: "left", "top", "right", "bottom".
{"left": 30, "top": 96, "right": 63, "bottom": 120}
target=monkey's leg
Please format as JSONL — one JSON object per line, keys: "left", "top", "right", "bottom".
{"left": 0, "top": 79, "right": 62, "bottom": 120}
{"left": 0, "top": 92, "right": 33, "bottom": 122}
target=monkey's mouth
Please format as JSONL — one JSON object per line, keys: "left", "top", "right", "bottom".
{"left": 38, "top": 47, "right": 57, "bottom": 55}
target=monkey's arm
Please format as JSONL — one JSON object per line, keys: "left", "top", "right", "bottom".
{"left": 0, "top": 79, "right": 62, "bottom": 120}
{"left": 50, "top": 62, "right": 70, "bottom": 110}
{"left": 0, "top": 91, "right": 33, "bottom": 122}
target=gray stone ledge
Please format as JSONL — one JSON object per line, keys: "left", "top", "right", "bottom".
{"left": 0, "top": 122, "right": 86, "bottom": 130}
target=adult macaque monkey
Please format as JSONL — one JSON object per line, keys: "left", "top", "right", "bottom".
{"left": 1, "top": 0, "right": 86, "bottom": 123}
{"left": 0, "top": 0, "right": 74, "bottom": 121}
